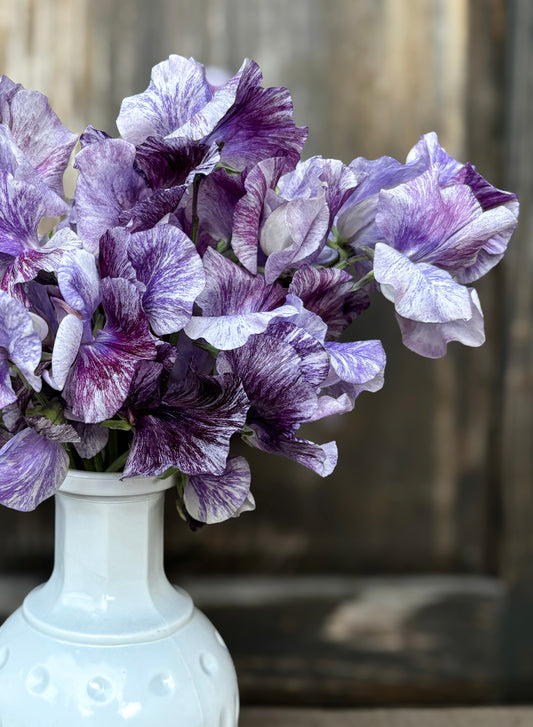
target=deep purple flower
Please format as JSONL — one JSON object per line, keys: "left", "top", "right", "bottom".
{"left": 217, "top": 321, "right": 337, "bottom": 477}
{"left": 123, "top": 365, "right": 249, "bottom": 478}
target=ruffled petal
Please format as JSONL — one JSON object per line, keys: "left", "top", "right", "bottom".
{"left": 117, "top": 55, "right": 212, "bottom": 144}
{"left": 373, "top": 243, "right": 472, "bottom": 323}
{"left": 232, "top": 157, "right": 291, "bottom": 273}
{"left": 184, "top": 248, "right": 296, "bottom": 349}
{"left": 0, "top": 78, "right": 78, "bottom": 196}
{"left": 0, "top": 172, "right": 68, "bottom": 260}
{"left": 325, "top": 340, "right": 386, "bottom": 388}
{"left": 74, "top": 139, "right": 148, "bottom": 252}
{"left": 0, "top": 290, "right": 42, "bottom": 402}
{"left": 262, "top": 196, "right": 330, "bottom": 284}
{"left": 289, "top": 266, "right": 367, "bottom": 339}
{"left": 43, "top": 314, "right": 83, "bottom": 390}
{"left": 248, "top": 423, "right": 338, "bottom": 477}
{"left": 0, "top": 428, "right": 69, "bottom": 511}
{"left": 204, "top": 60, "right": 307, "bottom": 171}
{"left": 71, "top": 422, "right": 110, "bottom": 459}
{"left": 396, "top": 288, "right": 485, "bottom": 358}
{"left": 127, "top": 224, "right": 205, "bottom": 335}
{"left": 64, "top": 279, "right": 156, "bottom": 422}
{"left": 184, "top": 456, "right": 253, "bottom": 524}
{"left": 124, "top": 371, "right": 249, "bottom": 477}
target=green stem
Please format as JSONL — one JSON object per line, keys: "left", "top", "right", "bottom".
{"left": 105, "top": 449, "right": 129, "bottom": 473}
{"left": 91, "top": 452, "right": 104, "bottom": 472}
{"left": 191, "top": 174, "right": 203, "bottom": 246}
{"left": 107, "top": 428, "right": 118, "bottom": 470}
{"left": 13, "top": 366, "right": 48, "bottom": 407}
{"left": 351, "top": 270, "right": 375, "bottom": 291}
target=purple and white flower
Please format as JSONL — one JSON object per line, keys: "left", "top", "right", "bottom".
{"left": 0, "top": 58, "right": 518, "bottom": 524}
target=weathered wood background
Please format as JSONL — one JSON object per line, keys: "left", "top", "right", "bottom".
{"left": 0, "top": 0, "right": 532, "bottom": 707}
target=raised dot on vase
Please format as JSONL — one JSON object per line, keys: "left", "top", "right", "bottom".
{"left": 200, "top": 652, "right": 218, "bottom": 676}
{"left": 0, "top": 646, "right": 9, "bottom": 669}
{"left": 149, "top": 673, "right": 175, "bottom": 697}
{"left": 26, "top": 666, "right": 50, "bottom": 695}
{"left": 87, "top": 676, "right": 113, "bottom": 703}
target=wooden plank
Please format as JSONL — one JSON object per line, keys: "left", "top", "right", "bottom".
{"left": 240, "top": 708, "right": 533, "bottom": 727}
{"left": 499, "top": 0, "right": 533, "bottom": 700}
{"left": 0, "top": 574, "right": 505, "bottom": 706}
{"left": 501, "top": 0, "right": 533, "bottom": 585}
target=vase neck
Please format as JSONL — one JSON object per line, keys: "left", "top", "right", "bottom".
{"left": 54, "top": 490, "right": 166, "bottom": 595}
{"left": 23, "top": 479, "right": 193, "bottom": 644}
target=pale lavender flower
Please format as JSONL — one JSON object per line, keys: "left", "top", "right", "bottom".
{"left": 0, "top": 291, "right": 42, "bottom": 407}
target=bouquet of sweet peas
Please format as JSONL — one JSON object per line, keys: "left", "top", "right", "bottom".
{"left": 0, "top": 55, "right": 519, "bottom": 525}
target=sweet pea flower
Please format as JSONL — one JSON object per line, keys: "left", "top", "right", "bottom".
{"left": 372, "top": 167, "right": 517, "bottom": 356}
{"left": 116, "top": 55, "right": 307, "bottom": 172}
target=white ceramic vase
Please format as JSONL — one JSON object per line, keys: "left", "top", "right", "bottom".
{"left": 0, "top": 470, "right": 239, "bottom": 726}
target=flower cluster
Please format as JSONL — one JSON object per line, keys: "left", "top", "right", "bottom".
{"left": 0, "top": 56, "right": 518, "bottom": 524}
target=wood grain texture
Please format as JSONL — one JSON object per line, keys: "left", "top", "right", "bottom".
{"left": 240, "top": 708, "right": 533, "bottom": 726}
{"left": 0, "top": 574, "right": 505, "bottom": 706}
{"left": 501, "top": 0, "right": 533, "bottom": 586}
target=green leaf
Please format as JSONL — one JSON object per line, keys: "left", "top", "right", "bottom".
{"left": 105, "top": 450, "right": 129, "bottom": 472}
{"left": 25, "top": 399, "right": 65, "bottom": 425}
{"left": 101, "top": 418, "right": 132, "bottom": 431}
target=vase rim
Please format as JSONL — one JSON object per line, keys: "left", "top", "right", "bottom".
{"left": 58, "top": 468, "right": 173, "bottom": 497}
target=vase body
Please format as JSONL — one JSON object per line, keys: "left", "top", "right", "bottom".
{"left": 0, "top": 471, "right": 239, "bottom": 726}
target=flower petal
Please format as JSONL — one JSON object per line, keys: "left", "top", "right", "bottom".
{"left": 204, "top": 60, "right": 307, "bottom": 171}
{"left": 325, "top": 340, "right": 386, "bottom": 388}
{"left": 262, "top": 196, "right": 331, "bottom": 284}
{"left": 289, "top": 266, "right": 367, "bottom": 339}
{"left": 127, "top": 224, "right": 206, "bottom": 335}
{"left": 184, "top": 248, "right": 296, "bottom": 349}
{"left": 0, "top": 78, "right": 78, "bottom": 196}
{"left": 124, "top": 371, "right": 249, "bottom": 477}
{"left": 43, "top": 314, "right": 83, "bottom": 390}
{"left": 373, "top": 243, "right": 472, "bottom": 323}
{"left": 0, "top": 428, "right": 68, "bottom": 511}
{"left": 375, "top": 169, "right": 482, "bottom": 270}
{"left": 248, "top": 423, "right": 338, "bottom": 477}
{"left": 184, "top": 456, "right": 253, "bottom": 524}
{"left": 64, "top": 278, "right": 156, "bottom": 422}
{"left": 74, "top": 139, "right": 148, "bottom": 253}
{"left": 71, "top": 422, "right": 110, "bottom": 459}
{"left": 396, "top": 288, "right": 485, "bottom": 358}
{"left": 232, "top": 156, "right": 291, "bottom": 273}
{"left": 117, "top": 55, "right": 212, "bottom": 144}
{"left": 0, "top": 290, "right": 42, "bottom": 401}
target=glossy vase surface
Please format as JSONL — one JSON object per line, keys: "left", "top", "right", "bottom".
{"left": 0, "top": 470, "right": 239, "bottom": 726}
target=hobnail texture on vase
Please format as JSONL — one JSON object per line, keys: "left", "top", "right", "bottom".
{"left": 0, "top": 473, "right": 239, "bottom": 726}
{"left": 0, "top": 605, "right": 239, "bottom": 726}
